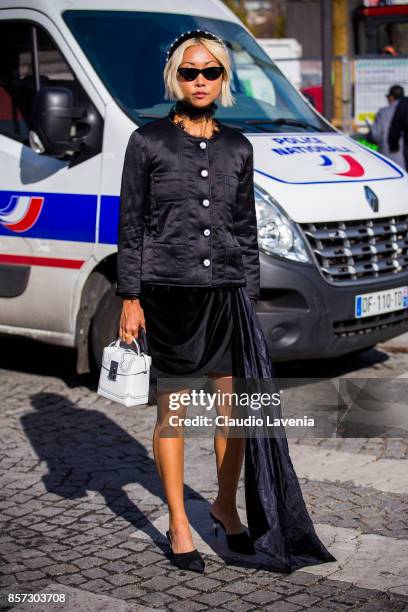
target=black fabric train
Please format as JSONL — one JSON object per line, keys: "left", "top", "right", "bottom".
{"left": 115, "top": 115, "right": 260, "bottom": 300}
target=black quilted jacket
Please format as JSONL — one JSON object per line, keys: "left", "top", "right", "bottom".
{"left": 115, "top": 114, "right": 260, "bottom": 300}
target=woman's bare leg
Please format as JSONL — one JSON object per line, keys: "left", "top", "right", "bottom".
{"left": 153, "top": 385, "right": 195, "bottom": 553}
{"left": 207, "top": 372, "right": 245, "bottom": 533}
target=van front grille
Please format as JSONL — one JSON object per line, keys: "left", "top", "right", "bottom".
{"left": 300, "top": 215, "right": 408, "bottom": 284}
{"left": 333, "top": 307, "right": 408, "bottom": 337}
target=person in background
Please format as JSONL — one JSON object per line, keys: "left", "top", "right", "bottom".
{"left": 388, "top": 88, "right": 408, "bottom": 171}
{"left": 369, "top": 84, "right": 405, "bottom": 168}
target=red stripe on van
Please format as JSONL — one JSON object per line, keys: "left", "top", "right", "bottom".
{"left": 3, "top": 197, "right": 44, "bottom": 233}
{"left": 0, "top": 254, "right": 85, "bottom": 269}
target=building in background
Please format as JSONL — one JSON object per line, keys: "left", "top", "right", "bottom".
{"left": 256, "top": 38, "right": 302, "bottom": 89}
{"left": 240, "top": 0, "right": 408, "bottom": 132}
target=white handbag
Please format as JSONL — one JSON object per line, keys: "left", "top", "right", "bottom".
{"left": 97, "top": 332, "right": 152, "bottom": 407}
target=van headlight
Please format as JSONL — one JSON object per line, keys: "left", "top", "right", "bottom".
{"left": 254, "top": 184, "right": 311, "bottom": 263}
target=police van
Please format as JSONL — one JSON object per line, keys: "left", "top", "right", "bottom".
{"left": 1, "top": 0, "right": 408, "bottom": 373}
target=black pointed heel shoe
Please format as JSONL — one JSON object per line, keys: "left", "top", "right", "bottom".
{"left": 166, "top": 530, "right": 205, "bottom": 573}
{"left": 210, "top": 511, "right": 256, "bottom": 555}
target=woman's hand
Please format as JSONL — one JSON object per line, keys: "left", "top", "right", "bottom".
{"left": 119, "top": 298, "right": 146, "bottom": 344}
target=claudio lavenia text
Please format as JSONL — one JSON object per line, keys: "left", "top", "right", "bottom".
{"left": 168, "top": 415, "right": 315, "bottom": 428}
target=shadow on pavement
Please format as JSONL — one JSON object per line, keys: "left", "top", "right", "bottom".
{"left": 20, "top": 391, "right": 294, "bottom": 571}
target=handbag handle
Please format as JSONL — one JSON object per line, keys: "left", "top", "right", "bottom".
{"left": 111, "top": 328, "right": 149, "bottom": 355}
{"left": 112, "top": 337, "right": 142, "bottom": 355}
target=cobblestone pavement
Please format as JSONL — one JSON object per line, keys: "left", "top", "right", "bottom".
{"left": 1, "top": 336, "right": 408, "bottom": 611}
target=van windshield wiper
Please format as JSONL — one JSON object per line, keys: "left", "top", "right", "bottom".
{"left": 244, "top": 118, "right": 326, "bottom": 132}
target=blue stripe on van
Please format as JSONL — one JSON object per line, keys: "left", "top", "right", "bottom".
{"left": 99, "top": 195, "right": 120, "bottom": 245}
{"left": 0, "top": 191, "right": 97, "bottom": 242}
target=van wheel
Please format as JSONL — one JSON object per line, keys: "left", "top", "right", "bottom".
{"left": 91, "top": 283, "right": 122, "bottom": 370}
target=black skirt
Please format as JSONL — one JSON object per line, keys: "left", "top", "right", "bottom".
{"left": 139, "top": 282, "right": 337, "bottom": 573}
{"left": 139, "top": 284, "right": 235, "bottom": 379}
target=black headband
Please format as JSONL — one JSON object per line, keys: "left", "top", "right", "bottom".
{"left": 165, "top": 29, "right": 226, "bottom": 63}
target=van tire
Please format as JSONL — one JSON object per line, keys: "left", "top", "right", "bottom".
{"left": 91, "top": 283, "right": 122, "bottom": 371}
{"left": 76, "top": 271, "right": 111, "bottom": 374}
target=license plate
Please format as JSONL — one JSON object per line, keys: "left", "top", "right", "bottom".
{"left": 355, "top": 286, "right": 408, "bottom": 318}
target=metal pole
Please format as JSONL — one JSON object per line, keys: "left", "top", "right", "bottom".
{"left": 321, "top": 0, "right": 333, "bottom": 121}
{"left": 30, "top": 26, "right": 40, "bottom": 93}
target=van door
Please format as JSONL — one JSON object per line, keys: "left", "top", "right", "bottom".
{"left": 0, "top": 17, "right": 103, "bottom": 339}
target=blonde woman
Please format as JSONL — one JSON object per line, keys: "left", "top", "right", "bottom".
{"left": 116, "top": 30, "right": 336, "bottom": 574}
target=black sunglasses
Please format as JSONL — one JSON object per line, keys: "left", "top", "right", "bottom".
{"left": 177, "top": 66, "right": 224, "bottom": 81}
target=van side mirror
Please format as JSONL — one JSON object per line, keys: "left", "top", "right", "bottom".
{"left": 29, "top": 87, "right": 102, "bottom": 158}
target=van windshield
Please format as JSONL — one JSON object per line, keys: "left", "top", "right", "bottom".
{"left": 63, "top": 10, "right": 332, "bottom": 133}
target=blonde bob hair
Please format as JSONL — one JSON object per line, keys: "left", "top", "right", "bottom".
{"left": 163, "top": 36, "right": 235, "bottom": 107}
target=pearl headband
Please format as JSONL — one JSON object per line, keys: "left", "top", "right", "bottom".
{"left": 165, "top": 29, "right": 227, "bottom": 64}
